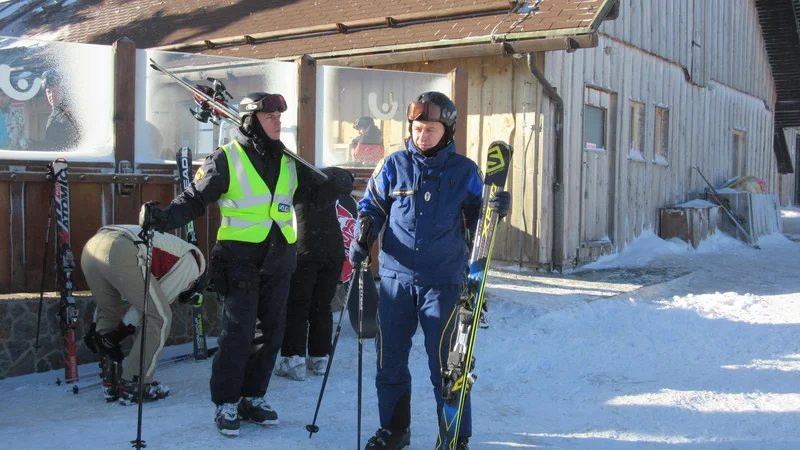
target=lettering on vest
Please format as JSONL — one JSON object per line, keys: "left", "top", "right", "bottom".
{"left": 278, "top": 203, "right": 290, "bottom": 213}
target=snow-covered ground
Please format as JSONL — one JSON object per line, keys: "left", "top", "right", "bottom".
{"left": 1, "top": 221, "right": 799, "bottom": 449}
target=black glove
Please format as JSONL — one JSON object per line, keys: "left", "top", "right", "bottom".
{"left": 84, "top": 321, "right": 135, "bottom": 362}
{"left": 349, "top": 214, "right": 373, "bottom": 266}
{"left": 349, "top": 238, "right": 369, "bottom": 265}
{"left": 322, "top": 166, "right": 355, "bottom": 195}
{"left": 488, "top": 191, "right": 511, "bottom": 219}
{"left": 138, "top": 201, "right": 169, "bottom": 232}
{"left": 83, "top": 322, "right": 99, "bottom": 354}
{"left": 177, "top": 269, "right": 210, "bottom": 304}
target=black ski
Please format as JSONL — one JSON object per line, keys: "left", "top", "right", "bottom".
{"left": 47, "top": 159, "right": 79, "bottom": 384}
{"left": 693, "top": 167, "right": 760, "bottom": 249}
{"left": 437, "top": 141, "right": 513, "bottom": 449}
{"left": 148, "top": 58, "right": 327, "bottom": 180}
{"left": 176, "top": 147, "right": 208, "bottom": 360}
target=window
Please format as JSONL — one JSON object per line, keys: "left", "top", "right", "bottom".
{"left": 629, "top": 101, "right": 645, "bottom": 161}
{"left": 733, "top": 129, "right": 746, "bottom": 176}
{"left": 317, "top": 66, "right": 451, "bottom": 169}
{"left": 195, "top": 120, "right": 215, "bottom": 156}
{"left": 583, "top": 105, "right": 606, "bottom": 151}
{"left": 654, "top": 106, "right": 669, "bottom": 165}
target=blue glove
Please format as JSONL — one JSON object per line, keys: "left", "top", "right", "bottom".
{"left": 488, "top": 190, "right": 511, "bottom": 219}
{"left": 349, "top": 238, "right": 369, "bottom": 266}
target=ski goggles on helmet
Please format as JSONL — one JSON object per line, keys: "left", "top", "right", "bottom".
{"left": 407, "top": 100, "right": 443, "bottom": 123}
{"left": 249, "top": 93, "right": 288, "bottom": 113}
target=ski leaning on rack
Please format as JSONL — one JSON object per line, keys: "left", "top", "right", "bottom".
{"left": 148, "top": 58, "right": 328, "bottom": 180}
{"left": 693, "top": 166, "right": 760, "bottom": 249}
{"left": 46, "top": 159, "right": 80, "bottom": 384}
{"left": 437, "top": 141, "right": 513, "bottom": 450}
{"left": 177, "top": 147, "right": 208, "bottom": 360}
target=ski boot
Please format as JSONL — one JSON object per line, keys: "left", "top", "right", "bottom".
{"left": 238, "top": 396, "right": 279, "bottom": 425}
{"left": 307, "top": 356, "right": 328, "bottom": 376}
{"left": 215, "top": 403, "right": 240, "bottom": 436}
{"left": 100, "top": 353, "right": 122, "bottom": 402}
{"left": 274, "top": 355, "right": 306, "bottom": 381}
{"left": 364, "top": 427, "right": 410, "bottom": 449}
{"left": 118, "top": 378, "right": 170, "bottom": 405}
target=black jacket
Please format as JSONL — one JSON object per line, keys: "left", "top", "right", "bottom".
{"left": 163, "top": 132, "right": 342, "bottom": 274}
{"left": 43, "top": 104, "right": 79, "bottom": 150}
{"left": 350, "top": 125, "right": 383, "bottom": 149}
{"left": 295, "top": 170, "right": 351, "bottom": 264}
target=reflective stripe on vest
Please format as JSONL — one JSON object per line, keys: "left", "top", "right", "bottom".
{"left": 217, "top": 140, "right": 298, "bottom": 243}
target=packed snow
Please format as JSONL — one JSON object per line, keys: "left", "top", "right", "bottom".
{"left": 1, "top": 223, "right": 799, "bottom": 449}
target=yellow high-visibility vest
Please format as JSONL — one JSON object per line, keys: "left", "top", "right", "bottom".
{"left": 217, "top": 140, "right": 298, "bottom": 243}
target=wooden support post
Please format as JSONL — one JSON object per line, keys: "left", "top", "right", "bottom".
{"left": 296, "top": 54, "right": 317, "bottom": 166}
{"left": 0, "top": 181, "right": 10, "bottom": 291}
{"left": 112, "top": 37, "right": 138, "bottom": 225}
{"left": 10, "top": 182, "right": 25, "bottom": 291}
{"left": 449, "top": 68, "right": 468, "bottom": 156}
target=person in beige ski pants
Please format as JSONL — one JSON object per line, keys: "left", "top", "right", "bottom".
{"left": 82, "top": 224, "right": 205, "bottom": 400}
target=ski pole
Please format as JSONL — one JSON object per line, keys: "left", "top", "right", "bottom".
{"left": 132, "top": 202, "right": 158, "bottom": 450}
{"left": 34, "top": 165, "right": 58, "bottom": 354}
{"left": 306, "top": 276, "right": 358, "bottom": 438}
{"left": 354, "top": 219, "right": 372, "bottom": 450}
{"left": 357, "top": 261, "right": 365, "bottom": 450}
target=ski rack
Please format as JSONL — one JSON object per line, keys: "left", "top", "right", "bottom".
{"left": 148, "top": 58, "right": 328, "bottom": 180}
{"left": 693, "top": 166, "right": 760, "bottom": 249}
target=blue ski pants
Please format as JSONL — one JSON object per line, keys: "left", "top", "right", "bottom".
{"left": 375, "top": 277, "right": 472, "bottom": 438}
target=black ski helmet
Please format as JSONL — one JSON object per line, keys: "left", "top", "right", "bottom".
{"left": 238, "top": 92, "right": 287, "bottom": 117}
{"left": 407, "top": 91, "right": 457, "bottom": 140}
{"left": 238, "top": 92, "right": 287, "bottom": 136}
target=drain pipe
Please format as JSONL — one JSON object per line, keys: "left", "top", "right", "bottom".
{"left": 526, "top": 52, "right": 565, "bottom": 272}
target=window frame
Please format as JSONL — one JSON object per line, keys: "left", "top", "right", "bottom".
{"left": 628, "top": 100, "right": 646, "bottom": 162}
{"left": 653, "top": 105, "right": 670, "bottom": 166}
{"left": 583, "top": 103, "right": 607, "bottom": 153}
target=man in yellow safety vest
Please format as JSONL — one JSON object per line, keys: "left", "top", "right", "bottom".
{"left": 143, "top": 92, "right": 354, "bottom": 437}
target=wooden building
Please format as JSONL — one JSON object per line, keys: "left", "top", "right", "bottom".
{"left": 0, "top": 0, "right": 797, "bottom": 294}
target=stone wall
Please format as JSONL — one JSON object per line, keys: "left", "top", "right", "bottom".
{"left": 0, "top": 291, "right": 222, "bottom": 380}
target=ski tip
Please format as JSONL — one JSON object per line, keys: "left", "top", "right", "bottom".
{"left": 488, "top": 140, "right": 513, "bottom": 153}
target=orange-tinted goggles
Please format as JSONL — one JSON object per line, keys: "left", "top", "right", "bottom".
{"left": 256, "top": 94, "right": 288, "bottom": 113}
{"left": 407, "top": 101, "right": 442, "bottom": 122}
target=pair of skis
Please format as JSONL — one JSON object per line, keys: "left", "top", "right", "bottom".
{"left": 34, "top": 158, "right": 79, "bottom": 384}
{"left": 148, "top": 58, "right": 328, "bottom": 181}
{"left": 437, "top": 141, "right": 513, "bottom": 449}
{"left": 177, "top": 147, "right": 209, "bottom": 361}
{"left": 67, "top": 346, "right": 219, "bottom": 394}
{"left": 35, "top": 152, "right": 208, "bottom": 390}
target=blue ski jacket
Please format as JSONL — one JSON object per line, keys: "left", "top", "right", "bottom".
{"left": 357, "top": 140, "right": 483, "bottom": 285}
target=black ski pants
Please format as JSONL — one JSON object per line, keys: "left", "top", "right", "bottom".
{"left": 281, "top": 260, "right": 343, "bottom": 358}
{"left": 210, "top": 268, "right": 291, "bottom": 405}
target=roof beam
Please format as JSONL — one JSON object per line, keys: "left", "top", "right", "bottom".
{"left": 154, "top": 0, "right": 516, "bottom": 52}
{"left": 316, "top": 33, "right": 598, "bottom": 67}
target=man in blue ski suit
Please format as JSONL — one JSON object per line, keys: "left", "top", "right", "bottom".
{"left": 350, "top": 92, "right": 511, "bottom": 450}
